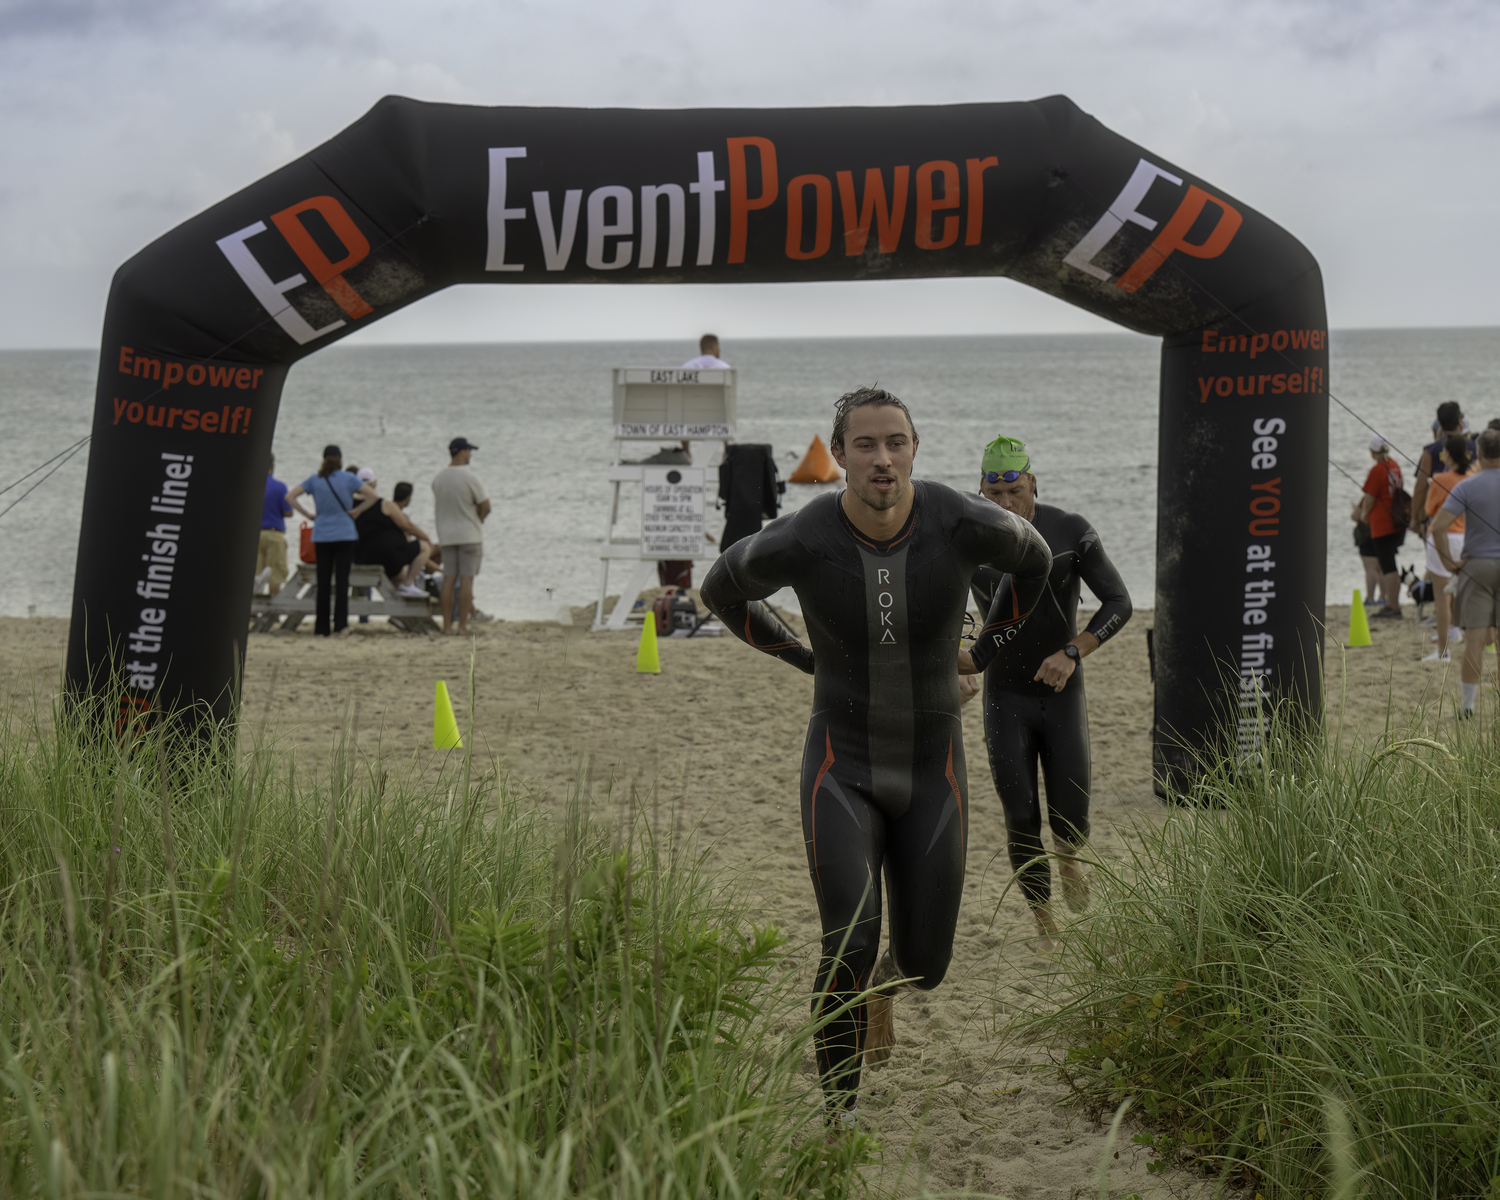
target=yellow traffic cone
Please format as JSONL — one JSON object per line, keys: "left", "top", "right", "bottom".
{"left": 433, "top": 681, "right": 463, "bottom": 748}
{"left": 636, "top": 611, "right": 662, "bottom": 674}
{"left": 1347, "top": 589, "right": 1372, "bottom": 647}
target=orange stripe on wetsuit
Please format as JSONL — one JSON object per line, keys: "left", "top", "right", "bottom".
{"left": 809, "top": 729, "right": 836, "bottom": 901}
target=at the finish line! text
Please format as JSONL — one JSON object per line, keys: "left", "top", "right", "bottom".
{"left": 1238, "top": 416, "right": 1284, "bottom": 758}
{"left": 119, "top": 452, "right": 193, "bottom": 733}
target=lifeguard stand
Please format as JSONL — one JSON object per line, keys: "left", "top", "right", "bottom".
{"left": 593, "top": 367, "right": 736, "bottom": 631}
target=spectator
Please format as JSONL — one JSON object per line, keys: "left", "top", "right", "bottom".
{"left": 431, "top": 437, "right": 490, "bottom": 637}
{"left": 1421, "top": 434, "right": 1474, "bottom": 661}
{"left": 1433, "top": 410, "right": 1474, "bottom": 439}
{"left": 682, "top": 334, "right": 730, "bottom": 369}
{"left": 257, "top": 454, "right": 292, "bottom": 596}
{"left": 286, "top": 444, "right": 376, "bottom": 637}
{"left": 1355, "top": 434, "right": 1404, "bottom": 619}
{"left": 355, "top": 472, "right": 434, "bottom": 597}
{"left": 1411, "top": 402, "right": 1473, "bottom": 540}
{"left": 1432, "top": 427, "right": 1500, "bottom": 718}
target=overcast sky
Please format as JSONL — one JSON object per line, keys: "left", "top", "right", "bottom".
{"left": 2, "top": 0, "right": 1496, "bottom": 348}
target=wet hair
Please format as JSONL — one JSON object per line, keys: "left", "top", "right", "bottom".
{"left": 1436, "top": 401, "right": 1463, "bottom": 432}
{"left": 1444, "top": 434, "right": 1471, "bottom": 475}
{"left": 700, "top": 333, "right": 718, "bottom": 354}
{"left": 393, "top": 481, "right": 413, "bottom": 504}
{"left": 1480, "top": 429, "right": 1500, "bottom": 461}
{"left": 830, "top": 386, "right": 917, "bottom": 451}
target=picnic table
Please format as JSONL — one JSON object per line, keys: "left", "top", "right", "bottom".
{"left": 250, "top": 562, "right": 441, "bottom": 635}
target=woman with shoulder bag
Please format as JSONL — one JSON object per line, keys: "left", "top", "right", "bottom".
{"left": 286, "top": 444, "right": 377, "bottom": 637}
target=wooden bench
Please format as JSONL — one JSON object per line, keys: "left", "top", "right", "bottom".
{"left": 250, "top": 562, "right": 441, "bottom": 635}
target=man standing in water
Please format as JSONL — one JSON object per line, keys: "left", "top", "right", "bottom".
{"left": 700, "top": 388, "right": 1051, "bottom": 1128}
{"left": 958, "top": 437, "right": 1133, "bottom": 952}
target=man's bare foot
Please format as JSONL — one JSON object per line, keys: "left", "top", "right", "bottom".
{"left": 863, "top": 949, "right": 902, "bottom": 1068}
{"left": 864, "top": 993, "right": 894, "bottom": 1068}
{"left": 1059, "top": 859, "right": 1090, "bottom": 913}
{"left": 823, "top": 1106, "right": 858, "bottom": 1143}
{"left": 1028, "top": 905, "right": 1060, "bottom": 953}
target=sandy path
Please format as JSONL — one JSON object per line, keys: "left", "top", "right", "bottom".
{"left": 0, "top": 601, "right": 1456, "bottom": 1197}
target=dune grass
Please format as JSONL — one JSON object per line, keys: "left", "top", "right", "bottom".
{"left": 1030, "top": 701, "right": 1500, "bottom": 1198}
{"left": 0, "top": 698, "right": 876, "bottom": 1198}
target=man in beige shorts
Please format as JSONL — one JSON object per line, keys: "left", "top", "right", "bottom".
{"left": 257, "top": 455, "right": 293, "bottom": 596}
{"left": 1432, "top": 427, "right": 1500, "bottom": 718}
{"left": 431, "top": 437, "right": 490, "bottom": 636}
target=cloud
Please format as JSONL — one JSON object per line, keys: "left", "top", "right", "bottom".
{"left": 0, "top": 0, "right": 373, "bottom": 51}
{"left": 0, "top": 0, "right": 1497, "bottom": 347}
{"left": 0, "top": 0, "right": 188, "bottom": 39}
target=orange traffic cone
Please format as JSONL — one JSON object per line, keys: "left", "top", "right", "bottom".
{"left": 789, "top": 435, "right": 842, "bottom": 483}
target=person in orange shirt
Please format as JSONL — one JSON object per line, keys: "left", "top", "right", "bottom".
{"left": 1422, "top": 435, "right": 1475, "bottom": 661}
{"left": 1355, "top": 434, "right": 1405, "bottom": 619}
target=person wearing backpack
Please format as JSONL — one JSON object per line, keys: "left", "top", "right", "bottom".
{"left": 287, "top": 444, "right": 377, "bottom": 637}
{"left": 1356, "top": 433, "right": 1406, "bottom": 620}
{"left": 1432, "top": 426, "right": 1500, "bottom": 718}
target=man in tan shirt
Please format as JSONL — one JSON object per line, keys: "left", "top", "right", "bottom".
{"left": 431, "top": 437, "right": 491, "bottom": 636}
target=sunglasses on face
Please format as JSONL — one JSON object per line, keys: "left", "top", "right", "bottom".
{"left": 982, "top": 469, "right": 1028, "bottom": 483}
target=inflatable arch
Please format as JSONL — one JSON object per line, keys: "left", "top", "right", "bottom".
{"left": 69, "top": 95, "right": 1327, "bottom": 792}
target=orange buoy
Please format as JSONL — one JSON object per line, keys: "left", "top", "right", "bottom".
{"left": 788, "top": 434, "right": 842, "bottom": 483}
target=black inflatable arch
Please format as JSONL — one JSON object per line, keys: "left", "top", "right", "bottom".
{"left": 70, "top": 95, "right": 1328, "bottom": 791}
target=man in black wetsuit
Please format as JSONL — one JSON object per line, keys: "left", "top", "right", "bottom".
{"left": 957, "top": 436, "right": 1132, "bottom": 952}
{"left": 699, "top": 389, "right": 1052, "bottom": 1127}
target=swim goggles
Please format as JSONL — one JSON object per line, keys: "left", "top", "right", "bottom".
{"left": 982, "top": 469, "right": 1028, "bottom": 483}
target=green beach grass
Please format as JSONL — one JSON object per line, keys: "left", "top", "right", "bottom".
{"left": 1028, "top": 700, "right": 1500, "bottom": 1198}
{"left": 0, "top": 697, "right": 877, "bottom": 1198}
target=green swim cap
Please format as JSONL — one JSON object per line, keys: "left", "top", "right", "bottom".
{"left": 981, "top": 435, "right": 1030, "bottom": 477}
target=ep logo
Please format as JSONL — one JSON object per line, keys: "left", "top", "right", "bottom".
{"left": 216, "top": 195, "right": 373, "bottom": 345}
{"left": 1063, "top": 159, "right": 1242, "bottom": 293}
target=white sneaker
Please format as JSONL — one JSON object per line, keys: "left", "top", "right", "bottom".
{"left": 1421, "top": 649, "right": 1451, "bottom": 662}
{"left": 1419, "top": 614, "right": 1436, "bottom": 626}
{"left": 252, "top": 566, "right": 272, "bottom": 594}
{"left": 396, "top": 583, "right": 427, "bottom": 598}
{"left": 1451, "top": 627, "right": 1464, "bottom": 643}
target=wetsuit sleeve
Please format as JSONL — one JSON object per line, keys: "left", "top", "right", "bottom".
{"left": 700, "top": 517, "right": 816, "bottom": 675}
{"left": 1076, "top": 523, "right": 1133, "bottom": 646}
{"left": 969, "top": 564, "right": 1003, "bottom": 617}
{"left": 956, "top": 496, "right": 1052, "bottom": 671}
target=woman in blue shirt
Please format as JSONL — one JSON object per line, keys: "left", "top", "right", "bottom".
{"left": 287, "top": 444, "right": 377, "bottom": 636}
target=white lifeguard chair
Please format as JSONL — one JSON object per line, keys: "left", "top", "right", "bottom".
{"left": 593, "top": 367, "right": 735, "bottom": 631}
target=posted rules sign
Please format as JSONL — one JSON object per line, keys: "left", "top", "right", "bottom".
{"left": 641, "top": 467, "right": 705, "bottom": 557}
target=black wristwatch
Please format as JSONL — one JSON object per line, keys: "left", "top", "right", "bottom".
{"left": 1063, "top": 644, "right": 1081, "bottom": 663}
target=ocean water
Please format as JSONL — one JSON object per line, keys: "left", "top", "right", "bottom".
{"left": 1, "top": 328, "right": 1496, "bottom": 622}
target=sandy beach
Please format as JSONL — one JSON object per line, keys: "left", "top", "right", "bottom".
{"left": 0, "top": 600, "right": 1460, "bottom": 1197}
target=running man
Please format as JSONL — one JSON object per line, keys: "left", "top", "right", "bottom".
{"left": 958, "top": 436, "right": 1132, "bottom": 951}
{"left": 699, "top": 388, "right": 1051, "bottom": 1126}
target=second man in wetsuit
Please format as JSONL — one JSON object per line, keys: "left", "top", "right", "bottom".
{"left": 959, "top": 436, "right": 1132, "bottom": 951}
{"left": 700, "top": 390, "right": 1052, "bottom": 1126}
